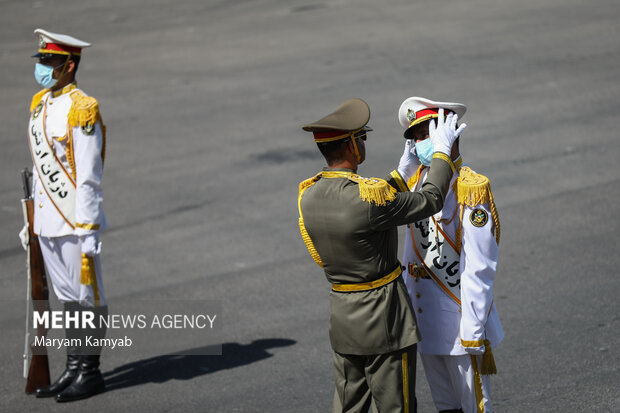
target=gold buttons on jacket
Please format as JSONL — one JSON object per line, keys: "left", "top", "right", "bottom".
{"left": 416, "top": 293, "right": 421, "bottom": 298}
{"left": 39, "top": 190, "right": 43, "bottom": 195}
{"left": 39, "top": 203, "right": 43, "bottom": 208}
{"left": 418, "top": 308, "right": 423, "bottom": 313}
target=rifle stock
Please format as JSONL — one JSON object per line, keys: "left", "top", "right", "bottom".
{"left": 21, "top": 169, "right": 51, "bottom": 394}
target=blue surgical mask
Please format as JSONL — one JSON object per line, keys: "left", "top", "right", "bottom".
{"left": 415, "top": 138, "right": 434, "bottom": 166}
{"left": 34, "top": 63, "right": 58, "bottom": 88}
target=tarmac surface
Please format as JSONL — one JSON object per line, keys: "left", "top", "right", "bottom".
{"left": 0, "top": 0, "right": 619, "bottom": 412}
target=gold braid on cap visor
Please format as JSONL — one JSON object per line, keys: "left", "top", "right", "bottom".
{"left": 409, "top": 113, "right": 438, "bottom": 128}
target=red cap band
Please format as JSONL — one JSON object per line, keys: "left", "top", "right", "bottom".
{"left": 414, "top": 108, "right": 439, "bottom": 119}
{"left": 41, "top": 42, "right": 82, "bottom": 55}
{"left": 313, "top": 130, "right": 353, "bottom": 143}
{"left": 313, "top": 130, "right": 347, "bottom": 139}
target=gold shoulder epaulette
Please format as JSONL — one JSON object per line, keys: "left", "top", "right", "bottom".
{"left": 68, "top": 91, "right": 100, "bottom": 128}
{"left": 30, "top": 89, "right": 49, "bottom": 112}
{"left": 320, "top": 170, "right": 397, "bottom": 206}
{"left": 454, "top": 167, "right": 492, "bottom": 207}
{"left": 453, "top": 166, "right": 501, "bottom": 246}
{"left": 347, "top": 175, "right": 397, "bottom": 206}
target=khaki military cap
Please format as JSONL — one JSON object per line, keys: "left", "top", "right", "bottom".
{"left": 303, "top": 98, "right": 372, "bottom": 142}
{"left": 398, "top": 96, "right": 466, "bottom": 140}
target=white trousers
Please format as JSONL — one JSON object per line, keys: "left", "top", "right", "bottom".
{"left": 420, "top": 353, "right": 493, "bottom": 413}
{"left": 38, "top": 235, "right": 106, "bottom": 307}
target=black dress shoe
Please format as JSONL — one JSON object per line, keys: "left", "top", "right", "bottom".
{"left": 35, "top": 354, "right": 80, "bottom": 398}
{"left": 56, "top": 355, "right": 105, "bottom": 402}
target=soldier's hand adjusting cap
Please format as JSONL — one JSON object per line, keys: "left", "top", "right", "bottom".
{"left": 398, "top": 96, "right": 466, "bottom": 140}
{"left": 430, "top": 108, "right": 467, "bottom": 156}
{"left": 303, "top": 98, "right": 373, "bottom": 143}
{"left": 32, "top": 28, "right": 91, "bottom": 58}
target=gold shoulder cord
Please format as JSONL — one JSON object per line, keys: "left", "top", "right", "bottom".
{"left": 298, "top": 174, "right": 324, "bottom": 267}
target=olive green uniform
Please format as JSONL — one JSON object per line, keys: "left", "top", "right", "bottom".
{"left": 300, "top": 157, "right": 454, "bottom": 412}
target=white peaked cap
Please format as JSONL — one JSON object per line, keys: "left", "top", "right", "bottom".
{"left": 33, "top": 28, "right": 91, "bottom": 57}
{"left": 398, "top": 96, "right": 466, "bottom": 139}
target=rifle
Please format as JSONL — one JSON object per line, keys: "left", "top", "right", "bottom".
{"left": 21, "top": 168, "right": 51, "bottom": 394}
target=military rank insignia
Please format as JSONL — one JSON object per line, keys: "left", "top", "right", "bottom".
{"left": 470, "top": 208, "right": 488, "bottom": 227}
{"left": 32, "top": 103, "right": 43, "bottom": 120}
{"left": 82, "top": 124, "right": 95, "bottom": 135}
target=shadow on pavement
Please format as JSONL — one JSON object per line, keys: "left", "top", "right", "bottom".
{"left": 102, "top": 338, "right": 296, "bottom": 392}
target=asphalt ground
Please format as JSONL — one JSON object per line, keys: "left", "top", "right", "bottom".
{"left": 0, "top": 0, "right": 619, "bottom": 411}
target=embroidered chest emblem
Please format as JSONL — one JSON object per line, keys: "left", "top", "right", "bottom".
{"left": 470, "top": 208, "right": 488, "bottom": 227}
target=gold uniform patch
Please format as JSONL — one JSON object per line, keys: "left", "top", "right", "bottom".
{"left": 470, "top": 208, "right": 488, "bottom": 227}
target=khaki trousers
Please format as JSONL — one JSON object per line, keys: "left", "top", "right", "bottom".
{"left": 333, "top": 345, "right": 417, "bottom": 413}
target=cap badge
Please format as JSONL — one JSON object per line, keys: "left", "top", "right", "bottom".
{"left": 39, "top": 37, "right": 47, "bottom": 49}
{"left": 406, "top": 109, "right": 416, "bottom": 122}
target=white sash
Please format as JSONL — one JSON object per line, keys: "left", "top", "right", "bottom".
{"left": 409, "top": 216, "right": 462, "bottom": 306}
{"left": 28, "top": 96, "right": 76, "bottom": 228}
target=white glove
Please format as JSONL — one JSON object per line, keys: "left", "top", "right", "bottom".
{"left": 81, "top": 233, "right": 101, "bottom": 256}
{"left": 397, "top": 139, "right": 420, "bottom": 182}
{"left": 19, "top": 224, "right": 29, "bottom": 251}
{"left": 429, "top": 108, "right": 467, "bottom": 156}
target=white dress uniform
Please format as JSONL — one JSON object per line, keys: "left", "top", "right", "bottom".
{"left": 27, "top": 28, "right": 108, "bottom": 403}
{"left": 402, "top": 161, "right": 503, "bottom": 413}
{"left": 396, "top": 96, "right": 503, "bottom": 413}
{"left": 29, "top": 73, "right": 107, "bottom": 308}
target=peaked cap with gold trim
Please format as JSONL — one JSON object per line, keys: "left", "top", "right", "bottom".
{"left": 32, "top": 28, "right": 91, "bottom": 58}
{"left": 398, "top": 96, "right": 466, "bottom": 140}
{"left": 302, "top": 98, "right": 373, "bottom": 143}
